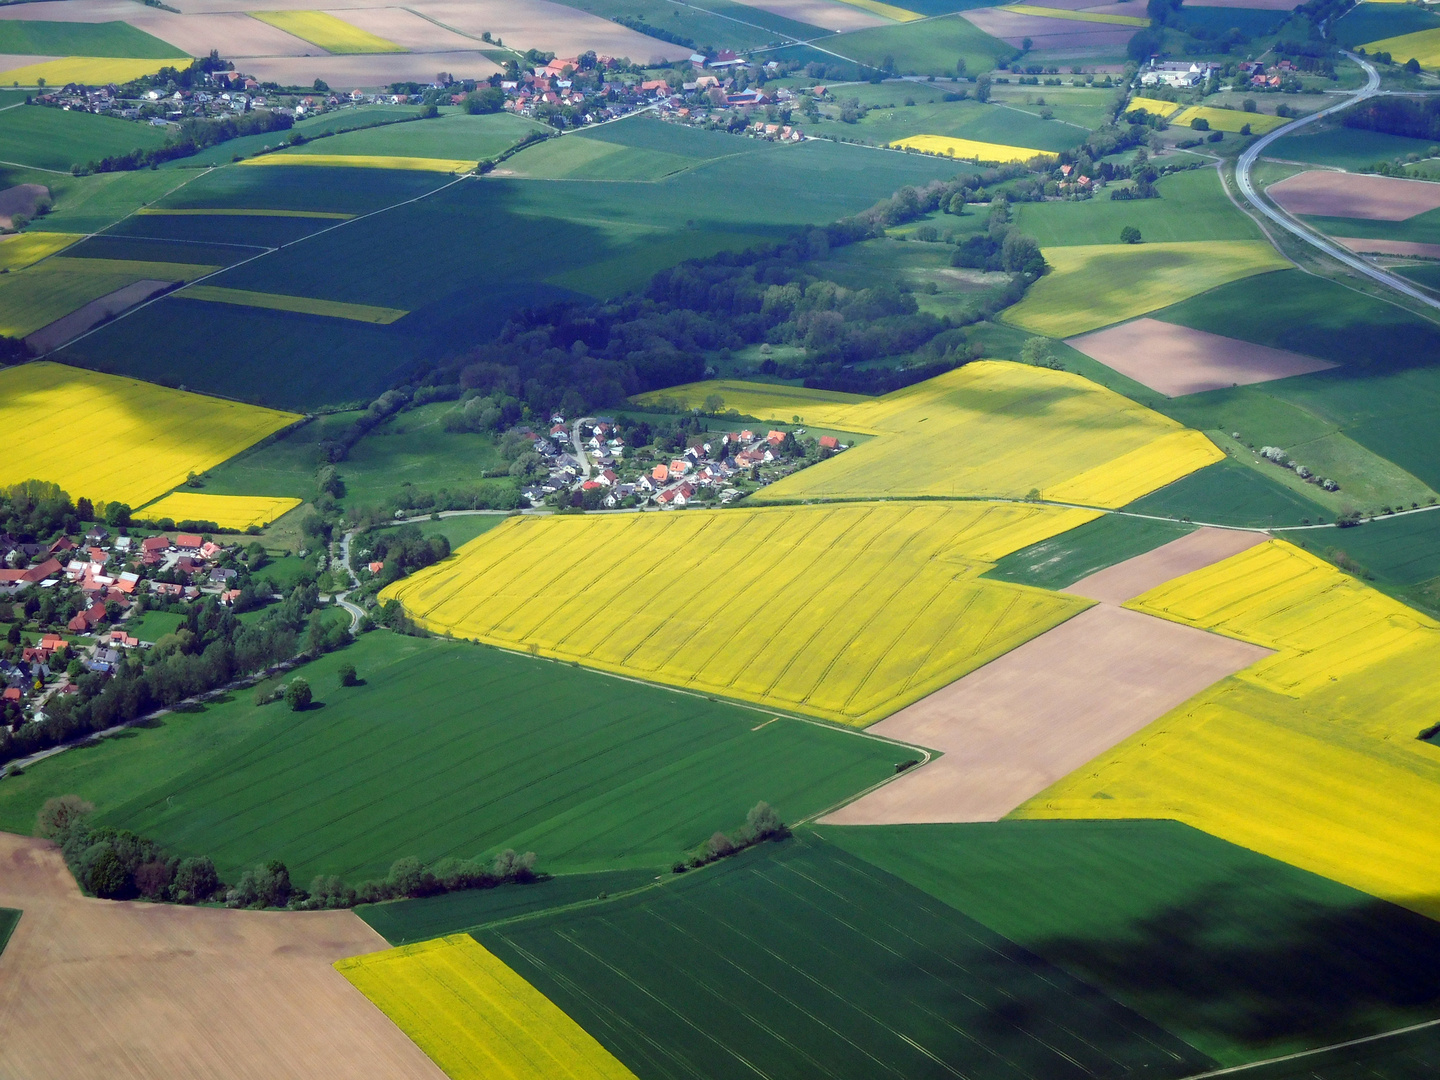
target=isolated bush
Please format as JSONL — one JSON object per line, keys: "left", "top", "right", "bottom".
{"left": 337, "top": 662, "right": 358, "bottom": 687}
{"left": 37, "top": 794, "right": 93, "bottom": 841}
{"left": 1120, "top": 225, "right": 1143, "bottom": 244}
{"left": 285, "top": 678, "right": 311, "bottom": 711}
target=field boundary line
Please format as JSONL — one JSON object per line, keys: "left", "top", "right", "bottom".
{"left": 1178, "top": 1016, "right": 1440, "bottom": 1078}
{"left": 0, "top": 158, "right": 70, "bottom": 175}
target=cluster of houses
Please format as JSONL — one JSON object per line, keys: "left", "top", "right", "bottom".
{"left": 1236, "top": 59, "right": 1302, "bottom": 88}
{"left": 1139, "top": 60, "right": 1221, "bottom": 89}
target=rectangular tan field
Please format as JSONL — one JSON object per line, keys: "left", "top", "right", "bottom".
{"left": 125, "top": 11, "right": 322, "bottom": 60}
{"left": 241, "top": 50, "right": 500, "bottom": 85}
{"left": 1268, "top": 170, "right": 1440, "bottom": 221}
{"left": 1064, "top": 526, "right": 1268, "bottom": 604}
{"left": 321, "top": 7, "right": 480, "bottom": 51}
{"left": 0, "top": 832, "right": 443, "bottom": 1080}
{"left": 822, "top": 603, "right": 1270, "bottom": 824}
{"left": 1065, "top": 317, "right": 1337, "bottom": 397}
{"left": 962, "top": 7, "right": 1136, "bottom": 49}
{"left": 408, "top": 0, "right": 694, "bottom": 61}
{"left": 1336, "top": 236, "right": 1440, "bottom": 258}
{"left": 728, "top": 0, "right": 890, "bottom": 30}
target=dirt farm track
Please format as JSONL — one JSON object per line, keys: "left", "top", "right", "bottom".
{"left": 0, "top": 833, "right": 443, "bottom": 1080}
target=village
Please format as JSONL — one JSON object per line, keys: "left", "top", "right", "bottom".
{"left": 0, "top": 527, "right": 248, "bottom": 723}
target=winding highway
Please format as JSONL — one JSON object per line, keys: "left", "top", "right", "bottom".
{"left": 1236, "top": 52, "right": 1440, "bottom": 312}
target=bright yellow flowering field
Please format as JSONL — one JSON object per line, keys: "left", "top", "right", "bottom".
{"left": 834, "top": 0, "right": 925, "bottom": 20}
{"left": 0, "top": 233, "right": 80, "bottom": 272}
{"left": 646, "top": 363, "right": 1220, "bottom": 508}
{"left": 137, "top": 492, "right": 301, "bottom": 529}
{"left": 1002, "top": 4, "right": 1148, "bottom": 26}
{"left": 249, "top": 11, "right": 404, "bottom": 53}
{"left": 0, "top": 57, "right": 182, "bottom": 86}
{"left": 384, "top": 501, "right": 1098, "bottom": 726}
{"left": 0, "top": 362, "right": 301, "bottom": 509}
{"left": 1016, "top": 539, "right": 1440, "bottom": 919}
{"left": 337, "top": 935, "right": 638, "bottom": 1080}
{"left": 889, "top": 135, "right": 1053, "bottom": 165}
{"left": 1361, "top": 27, "right": 1440, "bottom": 67}
{"left": 1172, "top": 106, "right": 1291, "bottom": 134}
{"left": 1125, "top": 96, "right": 1182, "bottom": 117}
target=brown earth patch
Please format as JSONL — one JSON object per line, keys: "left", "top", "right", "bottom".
{"left": 1065, "top": 317, "right": 1337, "bottom": 397}
{"left": 730, "top": 0, "right": 889, "bottom": 31}
{"left": 1064, "top": 526, "right": 1267, "bottom": 604}
{"left": 1189, "top": 0, "right": 1301, "bottom": 9}
{"left": 323, "top": 8, "right": 479, "bottom": 51}
{"left": 961, "top": 8, "right": 1135, "bottom": 50}
{"left": 821, "top": 604, "right": 1269, "bottom": 825}
{"left": 0, "top": 184, "right": 50, "bottom": 230}
{"left": 25, "top": 279, "right": 173, "bottom": 354}
{"left": 241, "top": 49, "right": 500, "bottom": 86}
{"left": 1269, "top": 170, "right": 1440, "bottom": 221}
{"left": 407, "top": 0, "right": 694, "bottom": 62}
{"left": 125, "top": 11, "right": 324, "bottom": 60}
{"left": 0, "top": 832, "right": 444, "bottom": 1080}
{"left": 1334, "top": 236, "right": 1440, "bottom": 259}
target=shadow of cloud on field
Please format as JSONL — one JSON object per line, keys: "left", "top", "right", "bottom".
{"left": 1032, "top": 872, "right": 1440, "bottom": 1055}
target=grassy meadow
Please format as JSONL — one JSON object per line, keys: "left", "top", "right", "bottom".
{"left": 0, "top": 19, "right": 185, "bottom": 57}
{"left": 0, "top": 103, "right": 169, "bottom": 171}
{"left": 0, "top": 631, "right": 902, "bottom": 883}
{"left": 816, "top": 14, "right": 1017, "bottom": 76}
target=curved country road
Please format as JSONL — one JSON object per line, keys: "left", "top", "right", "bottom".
{"left": 1236, "top": 52, "right": 1440, "bottom": 312}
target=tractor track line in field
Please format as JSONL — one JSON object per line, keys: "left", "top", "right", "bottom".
{"left": 1178, "top": 1015, "right": 1440, "bottom": 1078}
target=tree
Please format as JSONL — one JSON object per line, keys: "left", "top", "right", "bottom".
{"left": 104, "top": 501, "right": 131, "bottom": 528}
{"left": 463, "top": 86, "right": 505, "bottom": 114}
{"left": 955, "top": 57, "right": 967, "bottom": 77}
{"left": 1120, "top": 225, "right": 1143, "bottom": 244}
{"left": 5, "top": 624, "right": 18, "bottom": 646}
{"left": 285, "top": 677, "right": 312, "bottom": 711}
{"left": 1240, "top": 122, "right": 1252, "bottom": 136}
{"left": 37, "top": 794, "right": 93, "bottom": 841}
{"left": 313, "top": 78, "right": 329, "bottom": 91}
{"left": 1242, "top": 97, "right": 1257, "bottom": 112}
{"left": 1191, "top": 116, "right": 1210, "bottom": 131}
{"left": 1406, "top": 57, "right": 1422, "bottom": 74}
{"left": 1021, "top": 36, "right": 1033, "bottom": 52}
{"left": 173, "top": 856, "right": 220, "bottom": 903}
{"left": 337, "top": 662, "right": 358, "bottom": 687}
{"left": 1001, "top": 231, "right": 1046, "bottom": 276}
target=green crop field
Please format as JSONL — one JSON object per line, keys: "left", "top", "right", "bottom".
{"left": 1334, "top": 1, "right": 1440, "bottom": 48}
{"left": 547, "top": 0, "right": 824, "bottom": 49}
{"left": 62, "top": 235, "right": 252, "bottom": 268}
{"left": 500, "top": 134, "right": 705, "bottom": 181}
{"left": 274, "top": 111, "right": 543, "bottom": 163}
{"left": 818, "top": 15, "right": 1016, "bottom": 77}
{"left": 5, "top": 632, "right": 901, "bottom": 883}
{"left": 1015, "top": 167, "right": 1263, "bottom": 246}
{"left": 359, "top": 867, "right": 657, "bottom": 944}
{"left": 823, "top": 820, "right": 1440, "bottom": 1065}
{"left": 178, "top": 105, "right": 426, "bottom": 167}
{"left": 1267, "top": 124, "right": 1440, "bottom": 170}
{"left": 844, "top": 95, "right": 1085, "bottom": 153}
{"left": 0, "top": 908, "right": 19, "bottom": 957}
{"left": 984, "top": 513, "right": 1193, "bottom": 588}
{"left": 986, "top": 84, "right": 1118, "bottom": 130}
{"left": 55, "top": 123, "right": 968, "bottom": 408}
{"left": 0, "top": 104, "right": 168, "bottom": 171}
{"left": 1222, "top": 1024, "right": 1440, "bottom": 1079}
{"left": 1308, "top": 510, "right": 1440, "bottom": 586}
{"left": 481, "top": 835, "right": 1213, "bottom": 1080}
{"left": 1178, "top": 6, "right": 1286, "bottom": 36}
{"left": 1124, "top": 458, "right": 1328, "bottom": 527}
{"left": 1300, "top": 208, "right": 1440, "bottom": 247}
{"left": 0, "top": 19, "right": 187, "bottom": 58}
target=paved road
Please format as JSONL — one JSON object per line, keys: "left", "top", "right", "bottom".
{"left": 571, "top": 417, "right": 594, "bottom": 480}
{"left": 331, "top": 530, "right": 365, "bottom": 630}
{"left": 1236, "top": 53, "right": 1440, "bottom": 313}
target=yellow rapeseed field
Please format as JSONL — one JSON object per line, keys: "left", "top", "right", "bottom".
{"left": 181, "top": 286, "right": 408, "bottom": 324}
{"left": 889, "top": 135, "right": 1054, "bottom": 165}
{"left": 1361, "top": 27, "right": 1440, "bottom": 67}
{"left": 834, "top": 0, "right": 925, "bottom": 19}
{"left": 0, "top": 57, "right": 183, "bottom": 86}
{"left": 1172, "top": 105, "right": 1291, "bottom": 134}
{"left": 646, "top": 363, "right": 1221, "bottom": 508}
{"left": 0, "top": 362, "right": 300, "bottom": 509}
{"left": 1004, "top": 241, "right": 1290, "bottom": 338}
{"left": 0, "top": 232, "right": 80, "bottom": 272}
{"left": 240, "top": 153, "right": 477, "bottom": 173}
{"left": 337, "top": 935, "right": 638, "bottom": 1080}
{"left": 137, "top": 492, "right": 301, "bottom": 529}
{"left": 1125, "top": 96, "right": 1182, "bottom": 117}
{"left": 1002, "top": 4, "right": 1148, "bottom": 25}
{"left": 1017, "top": 539, "right": 1440, "bottom": 919}
{"left": 249, "top": 11, "right": 405, "bottom": 53}
{"left": 383, "top": 501, "right": 1098, "bottom": 726}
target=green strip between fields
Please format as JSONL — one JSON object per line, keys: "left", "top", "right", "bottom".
{"left": 178, "top": 285, "right": 409, "bottom": 324}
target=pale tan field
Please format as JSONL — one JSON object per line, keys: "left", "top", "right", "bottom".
{"left": 1335, "top": 236, "right": 1440, "bottom": 258}
{"left": 1269, "top": 170, "right": 1440, "bottom": 220}
{"left": 1065, "top": 317, "right": 1337, "bottom": 397}
{"left": 729, "top": 0, "right": 890, "bottom": 30}
{"left": 0, "top": 832, "right": 444, "bottom": 1080}
{"left": 403, "top": 0, "right": 694, "bottom": 61}
{"left": 126, "top": 11, "right": 322, "bottom": 59}
{"left": 322, "top": 7, "right": 480, "bottom": 51}
{"left": 822, "top": 603, "right": 1269, "bottom": 824}
{"left": 962, "top": 7, "right": 1136, "bottom": 50}
{"left": 1064, "top": 526, "right": 1268, "bottom": 605}
{"left": 243, "top": 51, "right": 500, "bottom": 84}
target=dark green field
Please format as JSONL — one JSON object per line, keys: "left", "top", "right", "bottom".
{"left": 1334, "top": 2, "right": 1440, "bottom": 48}
{"left": 55, "top": 121, "right": 970, "bottom": 408}
{"left": 984, "top": 513, "right": 1193, "bottom": 589}
{"left": 1302, "top": 208, "right": 1440, "bottom": 247}
{"left": 359, "top": 868, "right": 657, "bottom": 944}
{"left": 1267, "top": 126, "right": 1440, "bottom": 171}
{"left": 0, "top": 104, "right": 168, "bottom": 171}
{"left": 547, "top": 0, "right": 825, "bottom": 50}
{"left": 1305, "top": 510, "right": 1440, "bottom": 585}
{"left": 17, "top": 631, "right": 899, "bottom": 884}
{"left": 0, "top": 19, "right": 187, "bottom": 58}
{"left": 481, "top": 835, "right": 1213, "bottom": 1080}
{"left": 1179, "top": 6, "right": 1286, "bottom": 36}
{"left": 61, "top": 234, "right": 255, "bottom": 267}
{"left": 823, "top": 820, "right": 1440, "bottom": 1066}
{"left": 1229, "top": 1024, "right": 1440, "bottom": 1079}
{"left": 1124, "top": 459, "right": 1328, "bottom": 528}
{"left": 0, "top": 908, "right": 19, "bottom": 957}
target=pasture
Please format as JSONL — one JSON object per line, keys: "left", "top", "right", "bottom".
{"left": 1003, "top": 240, "right": 1291, "bottom": 337}
{"left": 825, "top": 819, "right": 1440, "bottom": 1065}
{"left": 276, "top": 110, "right": 542, "bottom": 164}
{"left": 0, "top": 362, "right": 299, "bottom": 509}
{"left": 672, "top": 362, "right": 1223, "bottom": 507}
{"left": 338, "top": 935, "right": 639, "bottom": 1080}
{"left": 815, "top": 14, "right": 1016, "bottom": 75}
{"left": 43, "top": 631, "right": 903, "bottom": 882}
{"left": 844, "top": 92, "right": 1085, "bottom": 153}
{"left": 0, "top": 103, "right": 169, "bottom": 171}
{"left": 1019, "top": 539, "right": 1440, "bottom": 921}
{"left": 136, "top": 492, "right": 301, "bottom": 529}
{"left": 0, "top": 19, "right": 186, "bottom": 58}
{"left": 480, "top": 836, "right": 1214, "bottom": 1080}
{"left": 383, "top": 501, "right": 1096, "bottom": 726}
{"left": 247, "top": 10, "right": 404, "bottom": 52}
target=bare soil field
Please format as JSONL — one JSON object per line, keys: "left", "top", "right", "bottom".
{"left": 1064, "top": 526, "right": 1267, "bottom": 604}
{"left": 822, "top": 604, "right": 1269, "bottom": 824}
{"left": 0, "top": 832, "right": 444, "bottom": 1080}
{"left": 322, "top": 7, "right": 478, "bottom": 51}
{"left": 402, "top": 0, "right": 694, "bottom": 61}
{"left": 1011, "top": 0, "right": 1149, "bottom": 14}
{"left": 1066, "top": 317, "right": 1337, "bottom": 397}
{"left": 0, "top": 184, "right": 48, "bottom": 231}
{"left": 1335, "top": 236, "right": 1440, "bottom": 258}
{"left": 730, "top": 0, "right": 888, "bottom": 31}
{"left": 961, "top": 8, "right": 1135, "bottom": 51}
{"left": 26, "top": 280, "right": 172, "bottom": 354}
{"left": 1191, "top": 0, "right": 1300, "bottom": 9}
{"left": 242, "top": 49, "right": 500, "bottom": 84}
{"left": 125, "top": 12, "right": 321, "bottom": 61}
{"left": 1269, "top": 170, "right": 1440, "bottom": 220}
